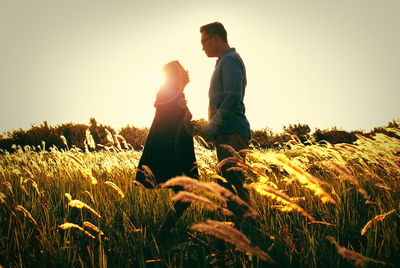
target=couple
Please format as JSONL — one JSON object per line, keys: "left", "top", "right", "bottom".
{"left": 135, "top": 22, "right": 251, "bottom": 235}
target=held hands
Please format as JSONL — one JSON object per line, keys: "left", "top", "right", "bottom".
{"left": 184, "top": 119, "right": 208, "bottom": 137}
{"left": 191, "top": 120, "right": 207, "bottom": 136}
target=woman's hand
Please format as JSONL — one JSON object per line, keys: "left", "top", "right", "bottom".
{"left": 175, "top": 62, "right": 189, "bottom": 90}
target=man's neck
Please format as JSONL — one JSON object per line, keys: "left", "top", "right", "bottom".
{"left": 216, "top": 44, "right": 230, "bottom": 58}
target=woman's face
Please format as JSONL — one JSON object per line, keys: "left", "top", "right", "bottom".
{"left": 178, "top": 68, "right": 189, "bottom": 88}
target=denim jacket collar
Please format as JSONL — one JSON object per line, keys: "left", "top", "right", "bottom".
{"left": 216, "top": 48, "right": 236, "bottom": 65}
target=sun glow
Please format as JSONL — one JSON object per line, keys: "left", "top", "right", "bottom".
{"left": 142, "top": 67, "right": 167, "bottom": 99}
{"left": 156, "top": 69, "right": 168, "bottom": 88}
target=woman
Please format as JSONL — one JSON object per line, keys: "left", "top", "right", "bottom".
{"left": 135, "top": 60, "right": 198, "bottom": 187}
{"left": 135, "top": 60, "right": 198, "bottom": 238}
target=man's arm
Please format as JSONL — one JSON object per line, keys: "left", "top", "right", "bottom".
{"left": 206, "top": 57, "right": 244, "bottom": 136}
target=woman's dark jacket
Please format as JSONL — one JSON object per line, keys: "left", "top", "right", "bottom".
{"left": 135, "top": 86, "right": 198, "bottom": 188}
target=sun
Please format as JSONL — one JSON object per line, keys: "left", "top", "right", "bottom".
{"left": 142, "top": 67, "right": 167, "bottom": 97}
{"left": 155, "top": 69, "right": 167, "bottom": 88}
{"left": 127, "top": 67, "right": 167, "bottom": 126}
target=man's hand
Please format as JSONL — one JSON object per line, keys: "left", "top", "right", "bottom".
{"left": 184, "top": 119, "right": 207, "bottom": 137}
{"left": 192, "top": 120, "right": 206, "bottom": 136}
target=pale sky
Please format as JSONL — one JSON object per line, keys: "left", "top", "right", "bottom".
{"left": 1, "top": 0, "right": 399, "bottom": 135}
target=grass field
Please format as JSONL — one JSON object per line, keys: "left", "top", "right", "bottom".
{"left": 0, "top": 128, "right": 399, "bottom": 267}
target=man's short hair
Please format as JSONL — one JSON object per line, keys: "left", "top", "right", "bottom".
{"left": 200, "top": 22, "right": 227, "bottom": 42}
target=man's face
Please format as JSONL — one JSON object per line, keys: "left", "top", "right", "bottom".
{"left": 201, "top": 32, "right": 217, "bottom": 57}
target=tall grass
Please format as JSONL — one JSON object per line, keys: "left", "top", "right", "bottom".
{"left": 0, "top": 128, "right": 399, "bottom": 267}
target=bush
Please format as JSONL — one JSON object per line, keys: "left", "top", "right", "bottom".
{"left": 251, "top": 127, "right": 284, "bottom": 149}
{"left": 2, "top": 119, "right": 399, "bottom": 152}
{"left": 313, "top": 127, "right": 358, "bottom": 144}
{"left": 88, "top": 118, "right": 117, "bottom": 147}
{"left": 119, "top": 125, "right": 149, "bottom": 151}
{"left": 0, "top": 119, "right": 117, "bottom": 152}
{"left": 283, "top": 123, "right": 311, "bottom": 143}
{"left": 365, "top": 119, "right": 400, "bottom": 140}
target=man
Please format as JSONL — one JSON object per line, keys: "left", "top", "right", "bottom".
{"left": 195, "top": 22, "right": 251, "bottom": 208}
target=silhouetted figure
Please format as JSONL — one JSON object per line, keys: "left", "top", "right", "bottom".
{"left": 192, "top": 22, "right": 251, "bottom": 223}
{"left": 134, "top": 60, "right": 198, "bottom": 239}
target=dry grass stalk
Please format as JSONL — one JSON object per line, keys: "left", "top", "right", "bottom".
{"left": 0, "top": 192, "right": 5, "bottom": 204}
{"left": 309, "top": 221, "right": 336, "bottom": 226}
{"left": 373, "top": 133, "right": 400, "bottom": 154}
{"left": 251, "top": 162, "right": 273, "bottom": 174}
{"left": 226, "top": 166, "right": 248, "bottom": 176}
{"left": 218, "top": 157, "right": 280, "bottom": 191}
{"left": 319, "top": 160, "right": 370, "bottom": 200}
{"left": 12, "top": 168, "right": 22, "bottom": 175}
{"left": 375, "top": 183, "right": 391, "bottom": 191}
{"left": 84, "top": 191, "right": 95, "bottom": 203}
{"left": 65, "top": 193, "right": 72, "bottom": 201}
{"left": 172, "top": 191, "right": 218, "bottom": 208}
{"left": 194, "top": 135, "right": 211, "bottom": 148}
{"left": 218, "top": 155, "right": 279, "bottom": 189}
{"left": 115, "top": 134, "right": 130, "bottom": 150}
{"left": 133, "top": 180, "right": 146, "bottom": 189}
{"left": 162, "top": 176, "right": 213, "bottom": 192}
{"left": 65, "top": 153, "right": 86, "bottom": 168}
{"left": 217, "top": 157, "right": 248, "bottom": 174}
{"left": 210, "top": 174, "right": 228, "bottom": 183}
{"left": 83, "top": 221, "right": 104, "bottom": 235}
{"left": 85, "top": 129, "right": 96, "bottom": 149}
{"left": 210, "top": 185, "right": 256, "bottom": 218}
{"left": 136, "top": 165, "right": 156, "bottom": 188}
{"left": 270, "top": 205, "right": 294, "bottom": 212}
{"left": 122, "top": 212, "right": 142, "bottom": 234}
{"left": 326, "top": 236, "right": 386, "bottom": 267}
{"left": 113, "top": 134, "right": 122, "bottom": 150}
{"left": 23, "top": 178, "right": 40, "bottom": 196}
{"left": 216, "top": 145, "right": 257, "bottom": 176}
{"left": 172, "top": 191, "right": 234, "bottom": 216}
{"left": 65, "top": 153, "right": 98, "bottom": 184}
{"left": 162, "top": 176, "right": 257, "bottom": 218}
{"left": 59, "top": 222, "right": 96, "bottom": 239}
{"left": 60, "top": 135, "right": 69, "bottom": 149}
{"left": 247, "top": 182, "right": 315, "bottom": 221}
{"left": 20, "top": 185, "right": 28, "bottom": 195}
{"left": 104, "top": 181, "right": 125, "bottom": 198}
{"left": 361, "top": 209, "right": 396, "bottom": 236}
{"left": 0, "top": 164, "right": 5, "bottom": 176}
{"left": 218, "top": 144, "right": 245, "bottom": 161}
{"left": 105, "top": 129, "right": 114, "bottom": 144}
{"left": 323, "top": 161, "right": 353, "bottom": 179}
{"left": 16, "top": 205, "right": 38, "bottom": 226}
{"left": 270, "top": 154, "right": 337, "bottom": 204}
{"left": 354, "top": 132, "right": 400, "bottom": 170}
{"left": 68, "top": 199, "right": 101, "bottom": 218}
{"left": 191, "top": 220, "right": 274, "bottom": 263}
{"left": 88, "top": 174, "right": 98, "bottom": 185}
{"left": 2, "top": 181, "right": 12, "bottom": 193}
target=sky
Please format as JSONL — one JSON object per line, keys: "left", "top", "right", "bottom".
{"left": 1, "top": 0, "right": 399, "bottom": 135}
